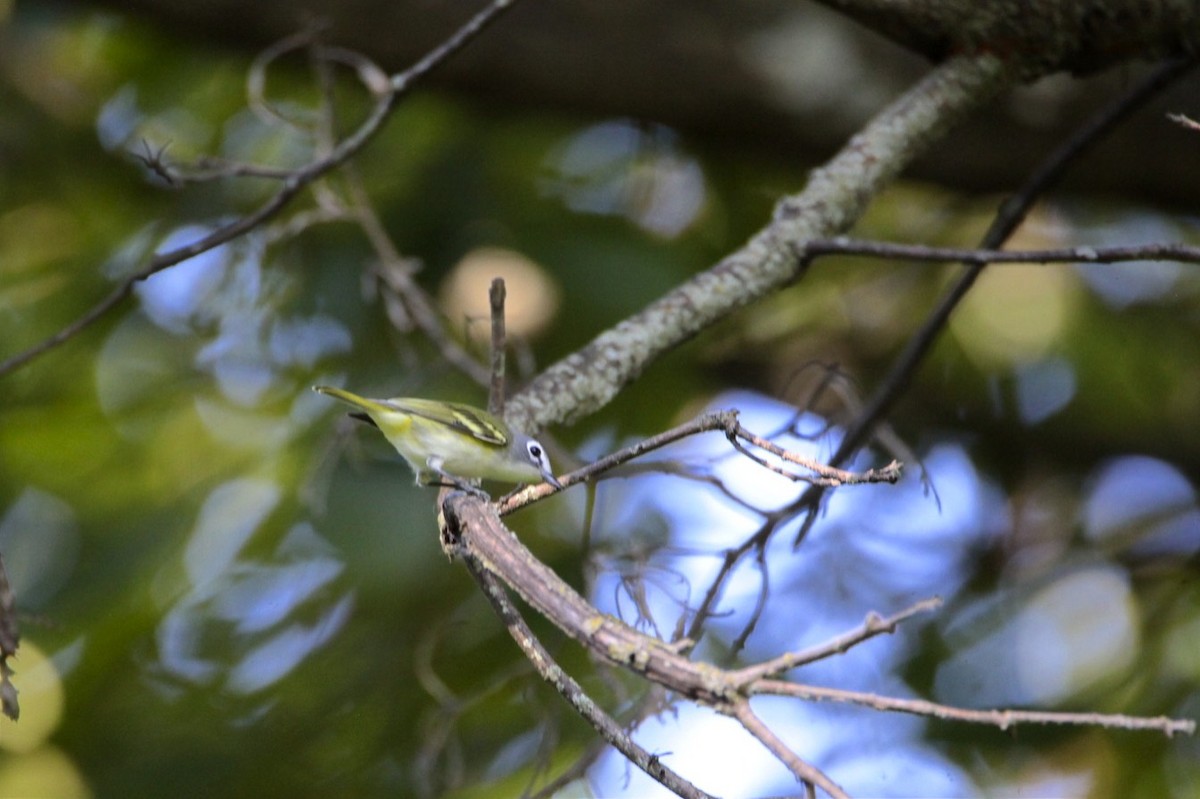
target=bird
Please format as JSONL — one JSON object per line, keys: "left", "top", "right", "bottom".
{"left": 313, "top": 385, "right": 561, "bottom": 490}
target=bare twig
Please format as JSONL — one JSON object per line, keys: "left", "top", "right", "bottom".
{"left": 172, "top": 157, "right": 302, "bottom": 184}
{"left": 727, "top": 544, "right": 770, "bottom": 656}
{"left": 730, "top": 597, "right": 944, "bottom": 685}
{"left": 412, "top": 624, "right": 541, "bottom": 796}
{"left": 308, "top": 30, "right": 494, "bottom": 388}
{"left": 802, "top": 239, "right": 1200, "bottom": 267}
{"left": 683, "top": 523, "right": 774, "bottom": 646}
{"left": 754, "top": 681, "right": 1197, "bottom": 737}
{"left": 0, "top": 552, "right": 18, "bottom": 721}
{"left": 346, "top": 182, "right": 490, "bottom": 386}
{"left": 728, "top": 425, "right": 902, "bottom": 486}
{"left": 497, "top": 410, "right": 740, "bottom": 511}
{"left": 1167, "top": 112, "right": 1200, "bottom": 132}
{"left": 132, "top": 139, "right": 179, "bottom": 186}
{"left": 489, "top": 278, "right": 508, "bottom": 415}
{"left": 498, "top": 408, "right": 898, "bottom": 513}
{"left": 726, "top": 700, "right": 846, "bottom": 799}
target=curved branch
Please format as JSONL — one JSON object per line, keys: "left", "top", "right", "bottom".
{"left": 507, "top": 52, "right": 1017, "bottom": 432}
{"left": 464, "top": 560, "right": 716, "bottom": 799}
{"left": 438, "top": 492, "right": 1194, "bottom": 797}
{"left": 0, "top": 0, "right": 522, "bottom": 378}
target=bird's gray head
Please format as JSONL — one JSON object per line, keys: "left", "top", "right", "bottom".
{"left": 515, "top": 434, "right": 561, "bottom": 489}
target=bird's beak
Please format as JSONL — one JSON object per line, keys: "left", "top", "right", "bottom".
{"left": 543, "top": 471, "right": 564, "bottom": 490}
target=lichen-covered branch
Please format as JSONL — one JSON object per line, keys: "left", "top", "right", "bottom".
{"left": 507, "top": 52, "right": 1016, "bottom": 433}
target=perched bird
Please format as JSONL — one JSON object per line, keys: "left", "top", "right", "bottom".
{"left": 313, "top": 385, "right": 561, "bottom": 489}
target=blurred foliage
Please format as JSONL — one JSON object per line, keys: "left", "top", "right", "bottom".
{"left": 0, "top": 3, "right": 1198, "bottom": 799}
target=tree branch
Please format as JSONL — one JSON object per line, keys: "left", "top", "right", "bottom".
{"left": 439, "top": 492, "right": 1195, "bottom": 796}
{"left": 755, "top": 681, "right": 1197, "bottom": 737}
{"left": 728, "top": 597, "right": 944, "bottom": 686}
{"left": 726, "top": 699, "right": 846, "bottom": 799}
{"left": 0, "top": 552, "right": 18, "bottom": 721}
{"left": 784, "top": 53, "right": 1196, "bottom": 547}
{"left": 802, "top": 239, "right": 1200, "bottom": 267}
{"left": 0, "top": 0, "right": 523, "bottom": 378}
{"left": 507, "top": 52, "right": 1018, "bottom": 432}
{"left": 444, "top": 504, "right": 718, "bottom": 799}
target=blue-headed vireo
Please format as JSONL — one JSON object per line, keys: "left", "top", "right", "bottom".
{"left": 313, "top": 386, "right": 562, "bottom": 489}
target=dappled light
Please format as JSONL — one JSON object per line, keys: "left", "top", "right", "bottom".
{"left": 0, "top": 3, "right": 1197, "bottom": 798}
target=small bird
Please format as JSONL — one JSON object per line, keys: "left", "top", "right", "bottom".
{"left": 313, "top": 385, "right": 561, "bottom": 489}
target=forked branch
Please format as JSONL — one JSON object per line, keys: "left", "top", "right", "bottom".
{"left": 440, "top": 492, "right": 1194, "bottom": 798}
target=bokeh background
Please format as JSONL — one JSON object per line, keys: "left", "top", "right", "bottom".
{"left": 1, "top": 3, "right": 1198, "bottom": 797}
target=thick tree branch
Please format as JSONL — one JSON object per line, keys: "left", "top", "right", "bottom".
{"left": 438, "top": 491, "right": 1194, "bottom": 797}
{"left": 507, "top": 52, "right": 1017, "bottom": 433}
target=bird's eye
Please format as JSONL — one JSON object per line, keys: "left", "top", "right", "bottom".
{"left": 527, "top": 442, "right": 543, "bottom": 460}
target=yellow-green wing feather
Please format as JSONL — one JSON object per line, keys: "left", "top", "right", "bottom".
{"left": 385, "top": 398, "right": 510, "bottom": 445}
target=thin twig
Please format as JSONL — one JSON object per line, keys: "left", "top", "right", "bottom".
{"left": 754, "top": 681, "right": 1197, "bottom": 736}
{"left": 489, "top": 278, "right": 508, "bottom": 415}
{"left": 309, "top": 38, "right": 490, "bottom": 385}
{"left": 730, "top": 597, "right": 944, "bottom": 686}
{"left": 0, "top": 552, "right": 18, "bottom": 721}
{"left": 683, "top": 517, "right": 777, "bottom": 645}
{"left": 347, "top": 186, "right": 490, "bottom": 385}
{"left": 1168, "top": 112, "right": 1200, "bottom": 131}
{"left": 727, "top": 544, "right": 771, "bottom": 657}
{"left": 729, "top": 424, "right": 902, "bottom": 486}
{"left": 498, "top": 409, "right": 897, "bottom": 513}
{"left": 802, "top": 239, "right": 1200, "bottom": 267}
{"left": 497, "top": 410, "right": 740, "bottom": 511}
{"left": 248, "top": 28, "right": 325, "bottom": 130}
{"left": 726, "top": 700, "right": 847, "bottom": 799}
{"left": 411, "top": 621, "right": 545, "bottom": 795}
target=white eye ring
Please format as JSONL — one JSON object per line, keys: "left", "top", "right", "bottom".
{"left": 526, "top": 440, "right": 547, "bottom": 467}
